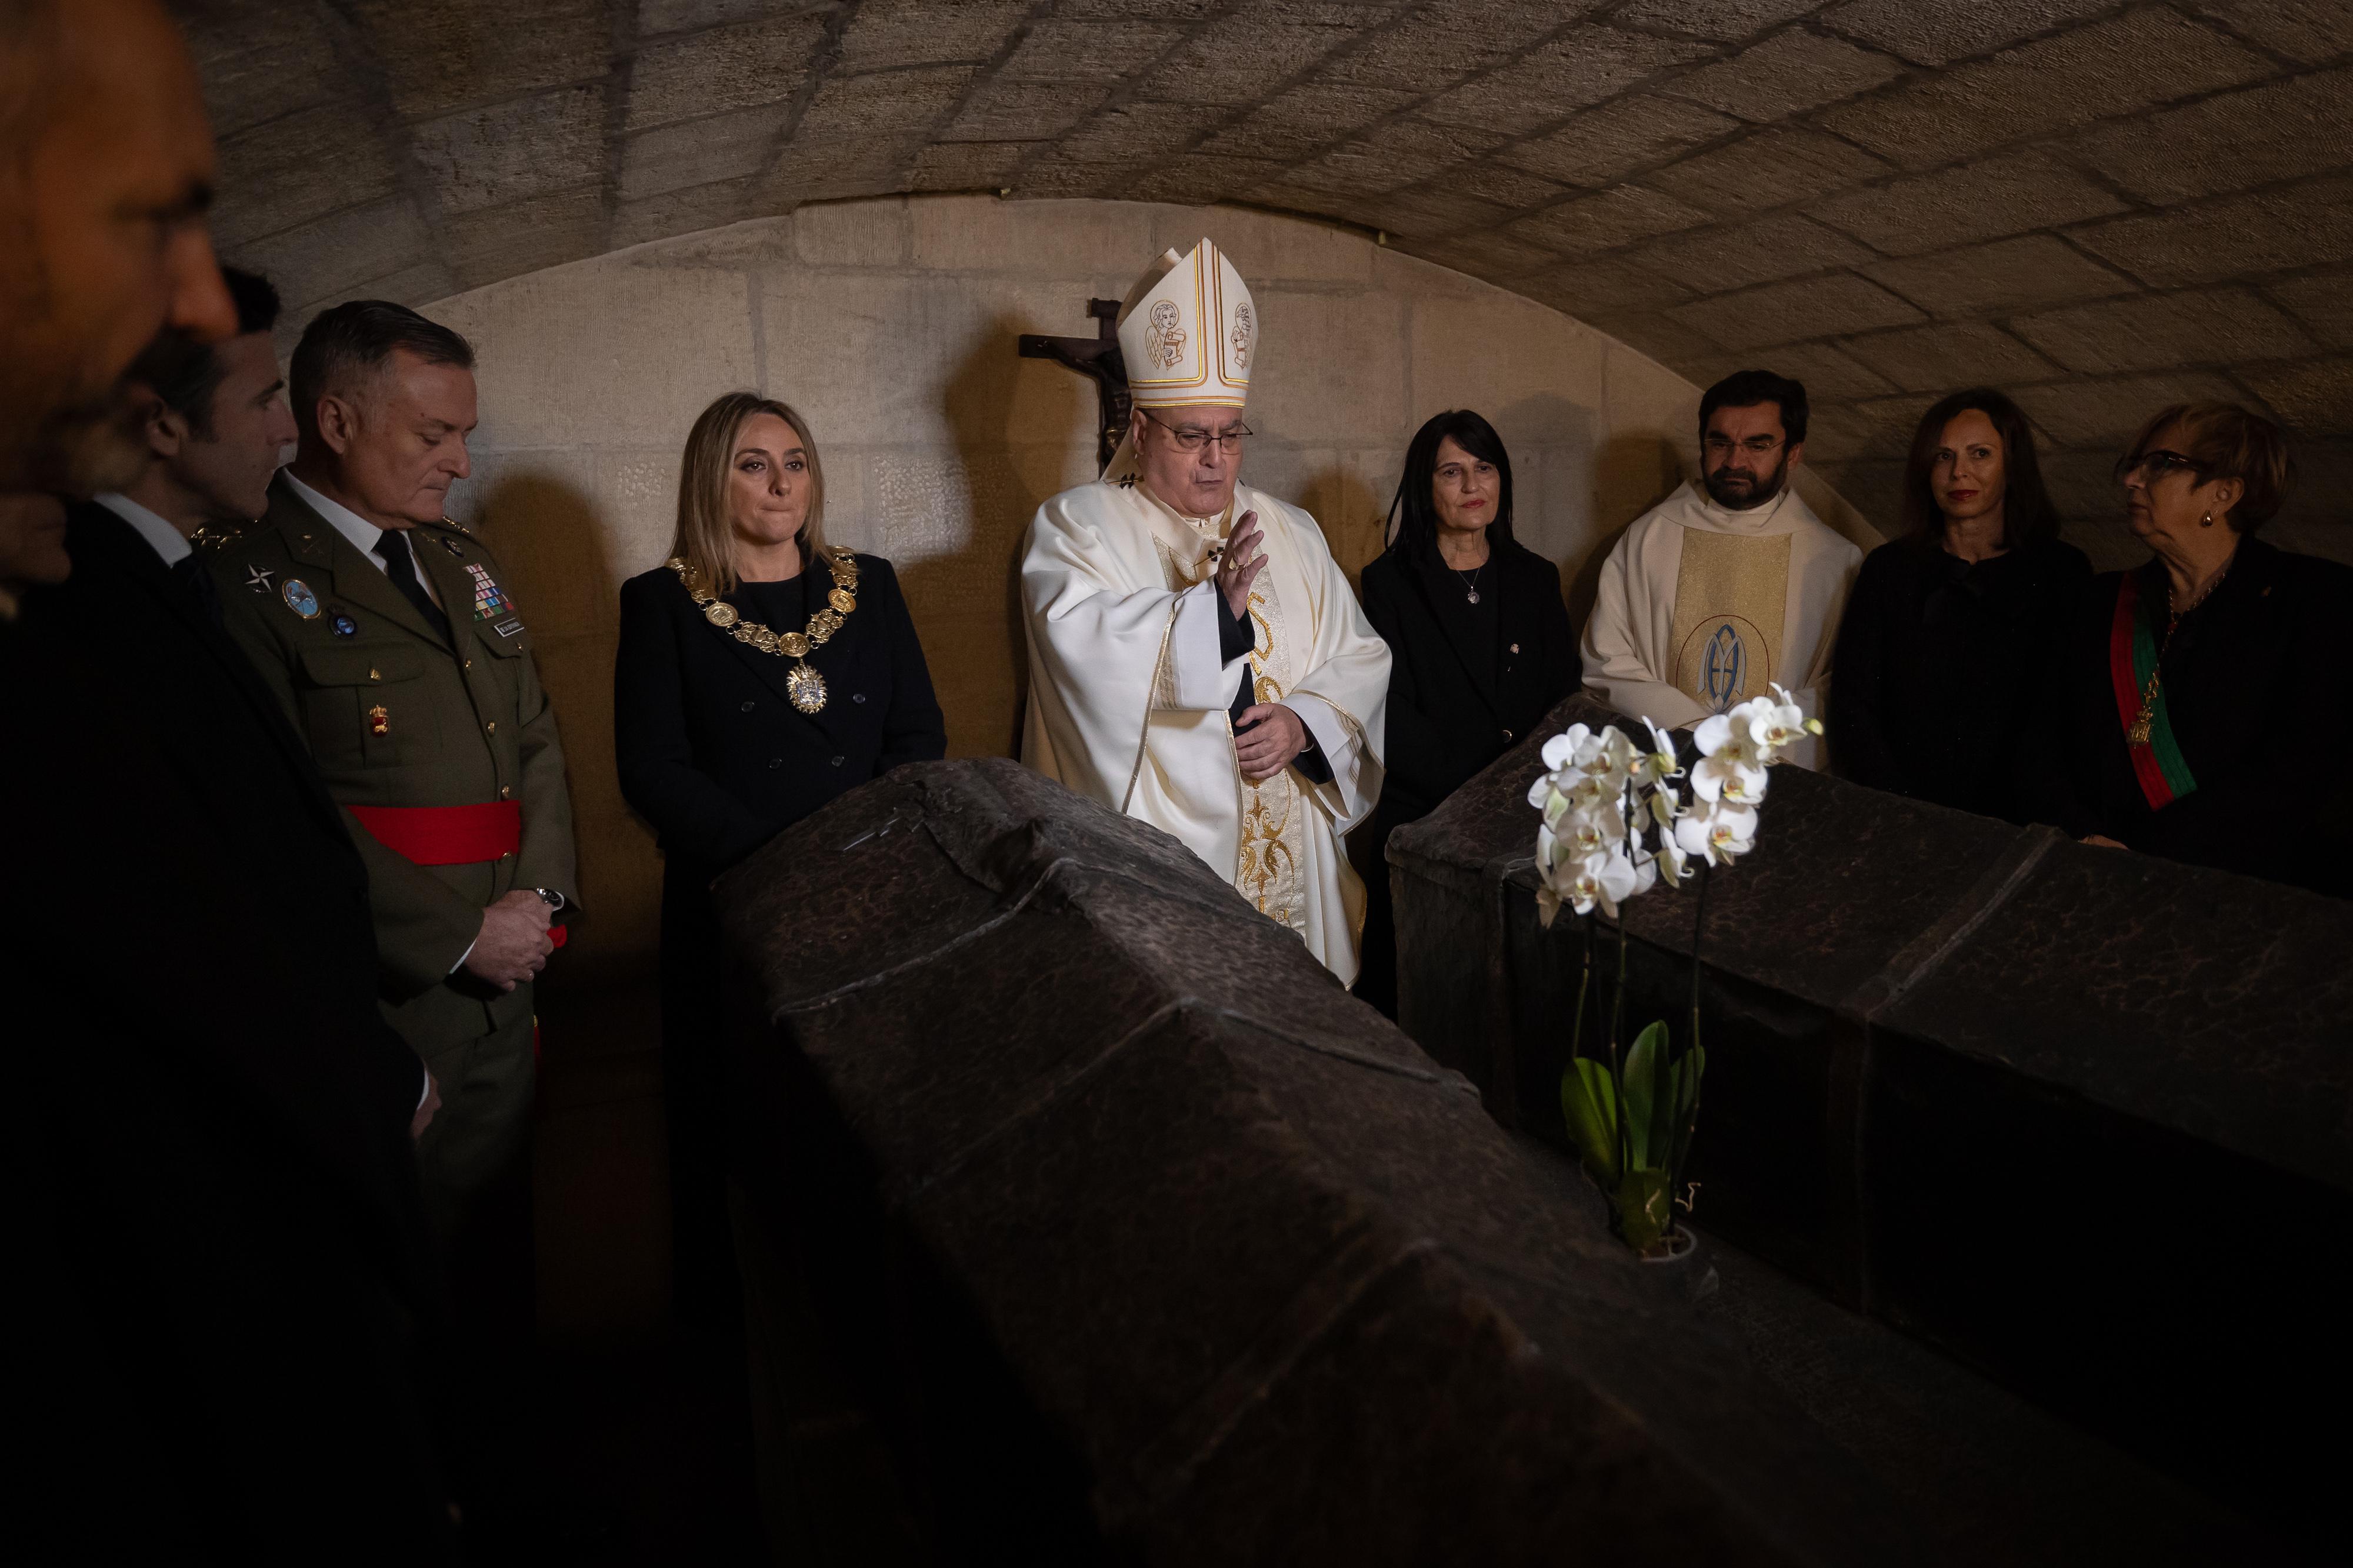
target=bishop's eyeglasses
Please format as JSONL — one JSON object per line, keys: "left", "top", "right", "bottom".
{"left": 1143, "top": 409, "right": 1254, "bottom": 453}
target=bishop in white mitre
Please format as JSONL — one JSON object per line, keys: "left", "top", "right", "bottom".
{"left": 1581, "top": 375, "right": 1861, "bottom": 769}
{"left": 1020, "top": 239, "right": 1391, "bottom": 983}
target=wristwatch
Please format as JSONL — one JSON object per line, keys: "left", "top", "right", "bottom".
{"left": 534, "top": 886, "right": 567, "bottom": 912}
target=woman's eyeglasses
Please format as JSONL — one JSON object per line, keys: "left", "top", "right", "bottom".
{"left": 2115, "top": 448, "right": 2209, "bottom": 483}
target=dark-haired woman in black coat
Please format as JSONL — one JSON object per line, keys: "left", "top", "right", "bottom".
{"left": 1356, "top": 410, "right": 1580, "bottom": 1016}
{"left": 615, "top": 392, "right": 944, "bottom": 1347}
{"left": 1831, "top": 388, "right": 2089, "bottom": 822}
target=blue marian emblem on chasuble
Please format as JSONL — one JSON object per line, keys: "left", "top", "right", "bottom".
{"left": 1700, "top": 622, "right": 1746, "bottom": 712}
{"left": 281, "top": 578, "right": 320, "bottom": 619}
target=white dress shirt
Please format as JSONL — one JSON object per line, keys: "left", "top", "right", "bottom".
{"left": 94, "top": 492, "right": 192, "bottom": 568}
{"left": 283, "top": 472, "right": 445, "bottom": 610}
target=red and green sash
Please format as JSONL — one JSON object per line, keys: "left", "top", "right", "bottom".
{"left": 2108, "top": 572, "right": 2196, "bottom": 810}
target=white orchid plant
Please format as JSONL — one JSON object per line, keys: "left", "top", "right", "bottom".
{"left": 1525, "top": 685, "right": 1821, "bottom": 1257}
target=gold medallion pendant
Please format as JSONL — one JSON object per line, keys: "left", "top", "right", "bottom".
{"left": 669, "top": 549, "right": 861, "bottom": 716}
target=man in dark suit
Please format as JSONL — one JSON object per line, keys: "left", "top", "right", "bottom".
{"left": 4, "top": 263, "right": 461, "bottom": 1556}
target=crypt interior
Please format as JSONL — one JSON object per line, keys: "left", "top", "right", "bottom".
{"left": 168, "top": 0, "right": 2353, "bottom": 1561}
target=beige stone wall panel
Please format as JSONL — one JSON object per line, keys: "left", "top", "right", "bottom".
{"left": 1662, "top": 29, "right": 1907, "bottom": 125}
{"left": 1632, "top": 212, "right": 1877, "bottom": 296}
{"left": 1639, "top": 126, "right": 1895, "bottom": 219}
{"left": 1815, "top": 9, "right": 2275, "bottom": 171}
{"left": 624, "top": 13, "right": 830, "bottom": 133}
{"left": 620, "top": 105, "right": 792, "bottom": 203}
{"left": 2009, "top": 372, "right": 2250, "bottom": 452}
{"left": 1835, "top": 321, "right": 2063, "bottom": 395}
{"left": 429, "top": 266, "right": 760, "bottom": 448}
{"left": 1421, "top": 28, "right": 1714, "bottom": 138}
{"left": 412, "top": 87, "right": 606, "bottom": 216}
{"left": 2065, "top": 68, "right": 2353, "bottom": 206}
{"left": 1807, "top": 152, "right": 2130, "bottom": 259}
{"left": 1819, "top": 0, "right": 2119, "bottom": 69}
{"left": 212, "top": 105, "right": 406, "bottom": 252}
{"left": 1859, "top": 235, "right": 2136, "bottom": 322}
{"left": 1499, "top": 96, "right": 1741, "bottom": 189}
{"left": 2012, "top": 287, "right": 2317, "bottom": 377}
{"left": 346, "top": 0, "right": 608, "bottom": 122}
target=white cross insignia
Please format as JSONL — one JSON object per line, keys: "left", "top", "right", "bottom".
{"left": 244, "top": 564, "right": 276, "bottom": 593}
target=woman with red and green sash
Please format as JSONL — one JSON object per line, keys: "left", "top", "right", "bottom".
{"left": 2024, "top": 402, "right": 2351, "bottom": 896}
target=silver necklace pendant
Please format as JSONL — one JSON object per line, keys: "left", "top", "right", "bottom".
{"left": 786, "top": 660, "right": 827, "bottom": 713}
{"left": 1465, "top": 589, "right": 1481, "bottom": 604}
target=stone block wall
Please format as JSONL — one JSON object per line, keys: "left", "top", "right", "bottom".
{"left": 420, "top": 194, "right": 1874, "bottom": 979}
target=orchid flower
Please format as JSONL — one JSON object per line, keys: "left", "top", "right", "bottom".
{"left": 1629, "top": 718, "right": 1682, "bottom": 791}
{"left": 1689, "top": 748, "right": 1768, "bottom": 807}
{"left": 1739, "top": 684, "right": 1821, "bottom": 761}
{"left": 1674, "top": 799, "right": 1759, "bottom": 866}
{"left": 1652, "top": 825, "right": 1691, "bottom": 888}
{"left": 1558, "top": 845, "right": 1642, "bottom": 919}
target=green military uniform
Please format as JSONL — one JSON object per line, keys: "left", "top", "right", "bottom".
{"left": 212, "top": 473, "right": 578, "bottom": 1226}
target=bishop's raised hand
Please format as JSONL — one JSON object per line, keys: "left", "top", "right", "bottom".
{"left": 1217, "top": 509, "right": 1267, "bottom": 621}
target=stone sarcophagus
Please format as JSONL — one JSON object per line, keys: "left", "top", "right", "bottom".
{"left": 714, "top": 758, "right": 1917, "bottom": 1565}
{"left": 1389, "top": 696, "right": 2353, "bottom": 1547}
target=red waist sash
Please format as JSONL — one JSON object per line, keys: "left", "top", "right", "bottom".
{"left": 348, "top": 801, "right": 568, "bottom": 948}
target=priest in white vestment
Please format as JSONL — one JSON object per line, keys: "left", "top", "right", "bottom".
{"left": 1020, "top": 239, "right": 1391, "bottom": 983}
{"left": 1582, "top": 369, "right": 1861, "bottom": 770}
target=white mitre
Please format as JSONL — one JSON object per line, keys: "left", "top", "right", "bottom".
{"left": 1106, "top": 238, "right": 1258, "bottom": 478}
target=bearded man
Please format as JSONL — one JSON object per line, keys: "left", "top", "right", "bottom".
{"left": 1581, "top": 369, "right": 1860, "bottom": 768}
{"left": 1021, "top": 239, "right": 1391, "bottom": 983}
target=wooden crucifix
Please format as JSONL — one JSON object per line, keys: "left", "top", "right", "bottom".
{"left": 1018, "top": 298, "right": 1131, "bottom": 473}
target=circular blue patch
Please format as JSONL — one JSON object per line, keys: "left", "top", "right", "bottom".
{"left": 281, "top": 578, "right": 321, "bottom": 619}
{"left": 330, "top": 613, "right": 359, "bottom": 638}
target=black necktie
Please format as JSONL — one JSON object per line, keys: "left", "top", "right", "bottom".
{"left": 374, "top": 527, "right": 452, "bottom": 645}
{"left": 169, "top": 552, "right": 224, "bottom": 630}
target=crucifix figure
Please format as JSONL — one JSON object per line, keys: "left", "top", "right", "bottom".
{"left": 1018, "top": 298, "right": 1131, "bottom": 473}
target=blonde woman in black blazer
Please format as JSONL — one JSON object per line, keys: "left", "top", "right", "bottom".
{"left": 1357, "top": 410, "right": 1580, "bottom": 1015}
{"left": 614, "top": 391, "right": 944, "bottom": 1340}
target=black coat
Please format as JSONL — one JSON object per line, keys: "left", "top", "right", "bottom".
{"left": 612, "top": 552, "right": 945, "bottom": 1327}
{"left": 1355, "top": 539, "right": 1581, "bottom": 1014}
{"left": 1360, "top": 540, "right": 1582, "bottom": 825}
{"left": 613, "top": 552, "right": 946, "bottom": 883}
{"left": 2021, "top": 536, "right": 2353, "bottom": 896}
{"left": 3, "top": 504, "right": 454, "bottom": 1560}
{"left": 1829, "top": 536, "right": 2091, "bottom": 822}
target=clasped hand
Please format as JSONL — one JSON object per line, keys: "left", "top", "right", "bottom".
{"left": 464, "top": 888, "right": 554, "bottom": 992}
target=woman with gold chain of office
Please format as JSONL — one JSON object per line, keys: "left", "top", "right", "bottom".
{"left": 614, "top": 390, "right": 944, "bottom": 1338}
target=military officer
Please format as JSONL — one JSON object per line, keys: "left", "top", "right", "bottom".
{"left": 213, "top": 299, "right": 578, "bottom": 1236}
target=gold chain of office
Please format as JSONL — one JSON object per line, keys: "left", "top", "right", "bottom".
{"left": 669, "top": 549, "right": 859, "bottom": 715}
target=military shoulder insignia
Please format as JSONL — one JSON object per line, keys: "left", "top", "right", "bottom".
{"left": 281, "top": 578, "right": 321, "bottom": 619}
{"left": 190, "top": 524, "right": 244, "bottom": 553}
{"left": 244, "top": 563, "right": 276, "bottom": 594}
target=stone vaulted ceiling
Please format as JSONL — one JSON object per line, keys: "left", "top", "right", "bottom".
{"left": 178, "top": 0, "right": 2353, "bottom": 531}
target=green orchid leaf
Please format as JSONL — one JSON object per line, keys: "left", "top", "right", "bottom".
{"left": 1623, "top": 1020, "right": 1668, "bottom": 1170}
{"left": 1562, "top": 1058, "right": 1619, "bottom": 1184}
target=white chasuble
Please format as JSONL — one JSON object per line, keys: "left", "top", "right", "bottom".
{"left": 1580, "top": 481, "right": 1861, "bottom": 770}
{"left": 1020, "top": 476, "right": 1391, "bottom": 983}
